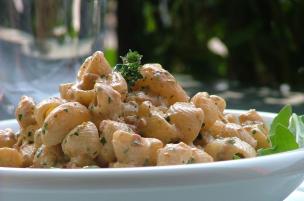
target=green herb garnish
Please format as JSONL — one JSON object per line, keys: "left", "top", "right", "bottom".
{"left": 187, "top": 157, "right": 196, "bottom": 164}
{"left": 232, "top": 153, "right": 243, "bottom": 160}
{"left": 269, "top": 105, "right": 292, "bottom": 135}
{"left": 114, "top": 50, "right": 143, "bottom": 87}
{"left": 36, "top": 148, "right": 43, "bottom": 158}
{"left": 42, "top": 123, "right": 48, "bottom": 134}
{"left": 226, "top": 139, "right": 236, "bottom": 145}
{"left": 258, "top": 105, "right": 299, "bottom": 155}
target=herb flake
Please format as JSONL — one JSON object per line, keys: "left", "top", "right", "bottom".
{"left": 73, "top": 132, "right": 79, "bottom": 136}
{"left": 100, "top": 137, "right": 107, "bottom": 145}
{"left": 108, "top": 97, "right": 112, "bottom": 104}
{"left": 232, "top": 153, "right": 243, "bottom": 160}
{"left": 187, "top": 157, "right": 195, "bottom": 164}
{"left": 123, "top": 147, "right": 129, "bottom": 154}
{"left": 226, "top": 139, "right": 235, "bottom": 145}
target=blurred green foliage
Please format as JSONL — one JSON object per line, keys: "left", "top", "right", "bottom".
{"left": 104, "top": 48, "right": 118, "bottom": 67}
{"left": 117, "top": 0, "right": 304, "bottom": 87}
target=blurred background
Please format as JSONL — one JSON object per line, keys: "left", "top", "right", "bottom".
{"left": 0, "top": 0, "right": 303, "bottom": 120}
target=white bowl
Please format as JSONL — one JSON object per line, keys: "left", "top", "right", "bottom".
{"left": 0, "top": 109, "right": 304, "bottom": 201}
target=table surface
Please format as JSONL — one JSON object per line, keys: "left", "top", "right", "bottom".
{"left": 285, "top": 184, "right": 304, "bottom": 200}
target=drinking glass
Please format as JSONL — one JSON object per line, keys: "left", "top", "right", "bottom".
{"left": 0, "top": 0, "right": 106, "bottom": 120}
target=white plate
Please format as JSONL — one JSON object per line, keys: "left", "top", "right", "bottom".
{"left": 0, "top": 109, "right": 304, "bottom": 201}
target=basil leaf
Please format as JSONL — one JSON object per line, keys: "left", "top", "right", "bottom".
{"left": 258, "top": 105, "right": 295, "bottom": 156}
{"left": 289, "top": 113, "right": 304, "bottom": 147}
{"left": 258, "top": 124, "right": 299, "bottom": 155}
{"left": 269, "top": 105, "right": 292, "bottom": 136}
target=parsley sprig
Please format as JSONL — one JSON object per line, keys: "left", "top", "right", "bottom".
{"left": 114, "top": 50, "right": 143, "bottom": 87}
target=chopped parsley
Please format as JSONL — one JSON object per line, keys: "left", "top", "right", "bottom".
{"left": 42, "top": 123, "right": 48, "bottom": 134}
{"left": 108, "top": 97, "right": 112, "bottom": 104}
{"left": 36, "top": 148, "right": 43, "bottom": 158}
{"left": 114, "top": 50, "right": 143, "bottom": 87}
{"left": 232, "top": 153, "right": 243, "bottom": 160}
{"left": 18, "top": 114, "right": 23, "bottom": 121}
{"left": 143, "top": 158, "right": 149, "bottom": 166}
{"left": 64, "top": 109, "right": 68, "bottom": 113}
{"left": 123, "top": 147, "right": 129, "bottom": 154}
{"left": 43, "top": 123, "right": 48, "bottom": 130}
{"left": 226, "top": 139, "right": 236, "bottom": 145}
{"left": 187, "top": 157, "right": 196, "bottom": 164}
{"left": 100, "top": 137, "right": 107, "bottom": 145}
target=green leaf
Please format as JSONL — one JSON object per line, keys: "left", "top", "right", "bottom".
{"left": 288, "top": 113, "right": 304, "bottom": 147}
{"left": 269, "top": 105, "right": 292, "bottom": 136}
{"left": 258, "top": 124, "right": 299, "bottom": 155}
{"left": 258, "top": 105, "right": 298, "bottom": 156}
{"left": 270, "top": 124, "right": 299, "bottom": 151}
{"left": 300, "top": 115, "right": 304, "bottom": 123}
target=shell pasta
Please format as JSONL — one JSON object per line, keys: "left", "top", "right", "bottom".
{"left": 0, "top": 51, "right": 270, "bottom": 168}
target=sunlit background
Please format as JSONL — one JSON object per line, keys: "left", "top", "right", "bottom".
{"left": 0, "top": 0, "right": 303, "bottom": 120}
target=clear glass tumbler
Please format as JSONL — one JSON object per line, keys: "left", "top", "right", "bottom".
{"left": 0, "top": 0, "right": 106, "bottom": 120}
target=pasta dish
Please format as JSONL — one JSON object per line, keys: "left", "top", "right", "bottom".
{"left": 0, "top": 50, "right": 296, "bottom": 168}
